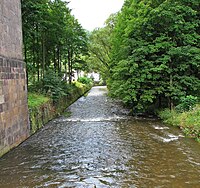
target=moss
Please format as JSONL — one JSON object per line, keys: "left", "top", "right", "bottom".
{"left": 0, "top": 147, "right": 11, "bottom": 158}
{"left": 28, "top": 93, "right": 50, "bottom": 108}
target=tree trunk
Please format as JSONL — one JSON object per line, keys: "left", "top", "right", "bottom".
{"left": 64, "top": 59, "right": 67, "bottom": 81}
{"left": 36, "top": 24, "right": 40, "bottom": 82}
{"left": 169, "top": 61, "right": 173, "bottom": 110}
{"left": 42, "top": 33, "right": 45, "bottom": 79}
{"left": 24, "top": 41, "right": 28, "bottom": 86}
{"left": 54, "top": 48, "right": 56, "bottom": 73}
{"left": 70, "top": 49, "right": 73, "bottom": 83}
{"left": 57, "top": 47, "right": 60, "bottom": 74}
{"left": 68, "top": 49, "right": 72, "bottom": 84}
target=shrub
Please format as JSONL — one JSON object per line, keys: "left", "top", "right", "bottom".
{"left": 175, "top": 95, "right": 198, "bottom": 112}
{"left": 78, "top": 76, "right": 93, "bottom": 85}
{"left": 159, "top": 109, "right": 181, "bottom": 126}
{"left": 159, "top": 105, "right": 200, "bottom": 141}
{"left": 42, "top": 70, "right": 70, "bottom": 100}
{"left": 28, "top": 70, "right": 74, "bottom": 101}
{"left": 28, "top": 71, "right": 93, "bottom": 102}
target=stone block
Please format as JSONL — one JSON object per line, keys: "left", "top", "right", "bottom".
{"left": 0, "top": 0, "right": 23, "bottom": 59}
{"left": 0, "top": 95, "right": 4, "bottom": 104}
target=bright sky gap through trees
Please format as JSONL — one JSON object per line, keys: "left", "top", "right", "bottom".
{"left": 68, "top": 0, "right": 124, "bottom": 31}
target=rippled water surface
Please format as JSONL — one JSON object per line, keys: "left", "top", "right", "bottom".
{"left": 0, "top": 86, "right": 199, "bottom": 188}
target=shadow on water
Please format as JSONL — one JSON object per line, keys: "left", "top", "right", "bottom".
{"left": 0, "top": 86, "right": 199, "bottom": 188}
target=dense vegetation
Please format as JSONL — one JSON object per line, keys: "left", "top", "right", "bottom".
{"left": 108, "top": 0, "right": 200, "bottom": 112}
{"left": 88, "top": 0, "right": 200, "bottom": 113}
{"left": 159, "top": 106, "right": 200, "bottom": 141}
{"left": 21, "top": 0, "right": 89, "bottom": 98}
{"left": 159, "top": 95, "right": 200, "bottom": 141}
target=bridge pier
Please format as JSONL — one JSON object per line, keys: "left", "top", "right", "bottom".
{"left": 0, "top": 0, "right": 29, "bottom": 157}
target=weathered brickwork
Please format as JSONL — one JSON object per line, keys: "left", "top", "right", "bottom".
{"left": 0, "top": 0, "right": 29, "bottom": 157}
{"left": 0, "top": 0, "right": 23, "bottom": 59}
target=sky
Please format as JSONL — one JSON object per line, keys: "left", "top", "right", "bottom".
{"left": 68, "top": 0, "right": 124, "bottom": 31}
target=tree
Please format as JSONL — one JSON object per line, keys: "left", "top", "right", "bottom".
{"left": 21, "top": 0, "right": 49, "bottom": 81}
{"left": 21, "top": 0, "right": 89, "bottom": 88}
{"left": 87, "top": 13, "right": 117, "bottom": 81}
{"left": 109, "top": 0, "right": 200, "bottom": 112}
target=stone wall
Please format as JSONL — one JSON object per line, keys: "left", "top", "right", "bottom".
{"left": 0, "top": 0, "right": 23, "bottom": 59}
{"left": 0, "top": 0, "right": 29, "bottom": 157}
{"left": 29, "top": 85, "right": 91, "bottom": 134}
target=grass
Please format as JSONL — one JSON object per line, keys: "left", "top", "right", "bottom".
{"left": 28, "top": 93, "right": 50, "bottom": 108}
{"left": 159, "top": 105, "right": 200, "bottom": 142}
{"left": 28, "top": 81, "right": 91, "bottom": 108}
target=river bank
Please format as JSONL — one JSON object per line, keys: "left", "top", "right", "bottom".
{"left": 28, "top": 83, "right": 92, "bottom": 134}
{"left": 159, "top": 106, "right": 200, "bottom": 142}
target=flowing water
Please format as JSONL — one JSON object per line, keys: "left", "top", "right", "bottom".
{"left": 0, "top": 86, "right": 199, "bottom": 188}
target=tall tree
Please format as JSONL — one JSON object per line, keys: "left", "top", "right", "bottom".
{"left": 21, "top": 0, "right": 88, "bottom": 86}
{"left": 109, "top": 0, "right": 200, "bottom": 112}
{"left": 87, "top": 14, "right": 117, "bottom": 81}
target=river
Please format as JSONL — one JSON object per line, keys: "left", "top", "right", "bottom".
{"left": 0, "top": 86, "right": 199, "bottom": 188}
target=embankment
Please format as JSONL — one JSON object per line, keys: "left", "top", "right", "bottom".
{"left": 159, "top": 106, "right": 200, "bottom": 142}
{"left": 29, "top": 85, "right": 91, "bottom": 134}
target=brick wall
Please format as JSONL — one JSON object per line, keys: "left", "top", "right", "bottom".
{"left": 0, "top": 0, "right": 29, "bottom": 157}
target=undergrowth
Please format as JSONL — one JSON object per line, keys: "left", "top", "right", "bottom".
{"left": 28, "top": 93, "right": 50, "bottom": 108}
{"left": 159, "top": 105, "right": 200, "bottom": 142}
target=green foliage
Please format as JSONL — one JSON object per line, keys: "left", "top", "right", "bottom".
{"left": 159, "top": 105, "right": 200, "bottom": 141}
{"left": 42, "top": 70, "right": 69, "bottom": 100}
{"left": 175, "top": 95, "right": 198, "bottom": 112}
{"left": 21, "top": 0, "right": 88, "bottom": 86}
{"left": 73, "top": 81, "right": 84, "bottom": 89}
{"left": 87, "top": 14, "right": 117, "bottom": 81}
{"left": 108, "top": 0, "right": 200, "bottom": 112}
{"left": 77, "top": 77, "right": 93, "bottom": 85}
{"left": 62, "top": 111, "right": 72, "bottom": 118}
{"left": 28, "top": 93, "right": 50, "bottom": 108}
{"left": 159, "top": 109, "right": 181, "bottom": 126}
{"left": 28, "top": 71, "right": 93, "bottom": 102}
{"left": 29, "top": 70, "right": 73, "bottom": 101}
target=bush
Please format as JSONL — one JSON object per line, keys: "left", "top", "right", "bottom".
{"left": 42, "top": 71, "right": 69, "bottom": 100}
{"left": 78, "top": 76, "right": 93, "bottom": 85}
{"left": 28, "top": 70, "right": 74, "bottom": 101}
{"left": 159, "top": 109, "right": 181, "bottom": 126}
{"left": 74, "top": 81, "right": 84, "bottom": 88}
{"left": 159, "top": 105, "right": 200, "bottom": 141}
{"left": 175, "top": 95, "right": 198, "bottom": 112}
{"left": 28, "top": 71, "right": 93, "bottom": 102}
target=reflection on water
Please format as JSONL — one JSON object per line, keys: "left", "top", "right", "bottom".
{"left": 0, "top": 86, "right": 199, "bottom": 188}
